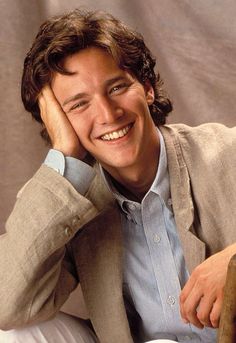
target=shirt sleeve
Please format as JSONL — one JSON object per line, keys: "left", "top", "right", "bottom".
{"left": 44, "top": 149, "right": 95, "bottom": 195}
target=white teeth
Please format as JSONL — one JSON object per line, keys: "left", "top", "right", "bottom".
{"left": 101, "top": 125, "right": 131, "bottom": 141}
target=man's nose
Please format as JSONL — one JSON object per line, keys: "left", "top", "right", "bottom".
{"left": 96, "top": 97, "right": 124, "bottom": 124}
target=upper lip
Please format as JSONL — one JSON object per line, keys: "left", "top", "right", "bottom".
{"left": 97, "top": 123, "right": 133, "bottom": 138}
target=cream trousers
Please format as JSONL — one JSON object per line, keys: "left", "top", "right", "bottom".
{"left": 0, "top": 312, "right": 98, "bottom": 343}
{"left": 0, "top": 313, "right": 178, "bottom": 343}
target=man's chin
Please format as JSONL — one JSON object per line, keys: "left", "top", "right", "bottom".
{"left": 98, "top": 157, "right": 138, "bottom": 173}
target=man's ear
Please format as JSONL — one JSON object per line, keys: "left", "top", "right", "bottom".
{"left": 144, "top": 81, "right": 155, "bottom": 105}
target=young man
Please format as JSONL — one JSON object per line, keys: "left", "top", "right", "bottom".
{"left": 0, "top": 9, "right": 235, "bottom": 343}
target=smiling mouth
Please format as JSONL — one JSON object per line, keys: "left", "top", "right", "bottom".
{"left": 100, "top": 124, "right": 133, "bottom": 141}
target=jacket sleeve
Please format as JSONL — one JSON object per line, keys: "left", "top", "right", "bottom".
{"left": 0, "top": 164, "right": 98, "bottom": 330}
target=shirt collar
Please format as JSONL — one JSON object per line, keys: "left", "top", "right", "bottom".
{"left": 99, "top": 127, "right": 170, "bottom": 210}
{"left": 148, "top": 127, "right": 169, "bottom": 204}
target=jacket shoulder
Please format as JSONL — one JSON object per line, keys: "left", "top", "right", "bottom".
{"left": 161, "top": 123, "right": 236, "bottom": 155}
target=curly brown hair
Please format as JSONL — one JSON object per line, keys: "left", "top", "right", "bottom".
{"left": 21, "top": 9, "right": 173, "bottom": 143}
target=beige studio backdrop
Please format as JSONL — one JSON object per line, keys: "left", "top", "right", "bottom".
{"left": 0, "top": 0, "right": 236, "bottom": 231}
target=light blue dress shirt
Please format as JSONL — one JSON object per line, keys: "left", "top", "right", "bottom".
{"left": 44, "top": 129, "right": 217, "bottom": 342}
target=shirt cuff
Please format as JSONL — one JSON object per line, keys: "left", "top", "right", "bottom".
{"left": 44, "top": 149, "right": 95, "bottom": 195}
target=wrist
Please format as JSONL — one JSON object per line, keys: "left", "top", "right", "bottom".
{"left": 53, "top": 143, "right": 85, "bottom": 160}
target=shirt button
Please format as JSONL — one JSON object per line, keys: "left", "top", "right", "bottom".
{"left": 183, "top": 336, "right": 192, "bottom": 340}
{"left": 126, "top": 214, "right": 132, "bottom": 221}
{"left": 167, "top": 295, "right": 176, "bottom": 306}
{"left": 65, "top": 226, "right": 73, "bottom": 237}
{"left": 127, "top": 203, "right": 136, "bottom": 211}
{"left": 153, "top": 234, "right": 161, "bottom": 243}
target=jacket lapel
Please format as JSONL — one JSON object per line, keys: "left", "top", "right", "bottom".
{"left": 71, "top": 204, "right": 133, "bottom": 343}
{"left": 160, "top": 125, "right": 206, "bottom": 273}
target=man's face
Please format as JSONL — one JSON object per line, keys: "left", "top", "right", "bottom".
{"left": 51, "top": 47, "right": 159, "bottom": 176}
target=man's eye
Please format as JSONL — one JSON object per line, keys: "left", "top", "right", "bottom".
{"left": 70, "top": 100, "right": 88, "bottom": 111}
{"left": 110, "top": 83, "right": 128, "bottom": 94}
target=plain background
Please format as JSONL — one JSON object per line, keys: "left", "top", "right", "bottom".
{"left": 1, "top": 0, "right": 236, "bottom": 231}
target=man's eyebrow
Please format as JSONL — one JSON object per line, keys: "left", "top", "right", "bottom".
{"left": 104, "top": 75, "right": 129, "bottom": 87}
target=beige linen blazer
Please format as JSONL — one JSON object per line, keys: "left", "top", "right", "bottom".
{"left": 0, "top": 123, "right": 235, "bottom": 343}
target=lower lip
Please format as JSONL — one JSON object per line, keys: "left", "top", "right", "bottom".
{"left": 100, "top": 124, "right": 134, "bottom": 145}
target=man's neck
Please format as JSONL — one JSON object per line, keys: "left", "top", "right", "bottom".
{"left": 107, "top": 142, "right": 160, "bottom": 202}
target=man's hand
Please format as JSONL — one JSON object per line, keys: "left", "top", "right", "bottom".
{"left": 38, "top": 85, "right": 87, "bottom": 159}
{"left": 179, "top": 243, "right": 236, "bottom": 329}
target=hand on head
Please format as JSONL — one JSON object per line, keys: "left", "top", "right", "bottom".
{"left": 38, "top": 85, "right": 87, "bottom": 160}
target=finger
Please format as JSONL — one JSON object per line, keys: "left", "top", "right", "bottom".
{"left": 39, "top": 85, "right": 64, "bottom": 123}
{"left": 196, "top": 294, "right": 216, "bottom": 327}
{"left": 210, "top": 295, "right": 223, "bottom": 328}
{"left": 40, "top": 84, "right": 54, "bottom": 98}
{"left": 179, "top": 274, "right": 197, "bottom": 320}
{"left": 38, "top": 86, "right": 51, "bottom": 116}
{"left": 180, "top": 287, "right": 204, "bottom": 329}
{"left": 180, "top": 269, "right": 199, "bottom": 303}
{"left": 40, "top": 85, "right": 59, "bottom": 109}
{"left": 37, "top": 94, "right": 46, "bottom": 121}
{"left": 38, "top": 93, "right": 45, "bottom": 106}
